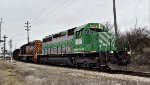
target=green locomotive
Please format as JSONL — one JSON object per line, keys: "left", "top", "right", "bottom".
{"left": 41, "top": 23, "right": 131, "bottom": 70}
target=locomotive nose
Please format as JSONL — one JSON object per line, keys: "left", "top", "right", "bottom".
{"left": 98, "top": 32, "right": 116, "bottom": 51}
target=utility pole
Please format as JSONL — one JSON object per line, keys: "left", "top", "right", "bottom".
{"left": 0, "top": 18, "right": 3, "bottom": 58}
{"left": 9, "top": 39, "right": 12, "bottom": 63}
{"left": 149, "top": 0, "right": 150, "bottom": 31}
{"left": 0, "top": 18, "right": 3, "bottom": 42}
{"left": 135, "top": 17, "right": 138, "bottom": 27}
{"left": 3, "top": 35, "right": 8, "bottom": 59}
{"left": 113, "top": 0, "right": 118, "bottom": 38}
{"left": 24, "top": 21, "right": 31, "bottom": 43}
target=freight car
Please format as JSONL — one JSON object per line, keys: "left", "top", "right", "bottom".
{"left": 13, "top": 23, "right": 131, "bottom": 70}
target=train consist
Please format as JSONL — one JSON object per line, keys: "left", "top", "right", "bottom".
{"left": 13, "top": 23, "right": 131, "bottom": 70}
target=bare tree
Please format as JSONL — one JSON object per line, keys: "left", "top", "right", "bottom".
{"left": 104, "top": 22, "right": 122, "bottom": 38}
{"left": 104, "top": 22, "right": 114, "bottom": 31}
{"left": 125, "top": 26, "right": 150, "bottom": 51}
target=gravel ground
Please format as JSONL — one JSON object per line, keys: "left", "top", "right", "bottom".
{"left": 0, "top": 59, "right": 150, "bottom": 85}
{"left": 128, "top": 64, "right": 150, "bottom": 73}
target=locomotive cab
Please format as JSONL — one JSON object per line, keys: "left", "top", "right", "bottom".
{"left": 73, "top": 23, "right": 108, "bottom": 52}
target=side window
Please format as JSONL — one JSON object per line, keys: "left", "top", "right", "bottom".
{"left": 85, "top": 29, "right": 90, "bottom": 35}
{"left": 76, "top": 31, "right": 82, "bottom": 39}
{"left": 76, "top": 31, "right": 79, "bottom": 38}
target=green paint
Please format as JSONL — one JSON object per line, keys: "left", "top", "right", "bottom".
{"left": 42, "top": 23, "right": 125, "bottom": 54}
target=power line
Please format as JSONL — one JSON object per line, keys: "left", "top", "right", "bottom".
{"left": 31, "top": 0, "right": 71, "bottom": 26}
{"left": 30, "top": 0, "right": 66, "bottom": 26}
{"left": 31, "top": 0, "right": 75, "bottom": 27}
{"left": 24, "top": 21, "right": 31, "bottom": 43}
{"left": 29, "top": 0, "right": 61, "bottom": 22}
{"left": 36, "top": 0, "right": 75, "bottom": 26}
{"left": 25, "top": 0, "right": 76, "bottom": 30}
{"left": 28, "top": 0, "right": 53, "bottom": 21}
{"left": 35, "top": 0, "right": 75, "bottom": 26}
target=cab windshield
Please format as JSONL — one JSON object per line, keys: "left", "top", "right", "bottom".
{"left": 90, "top": 28, "right": 102, "bottom": 32}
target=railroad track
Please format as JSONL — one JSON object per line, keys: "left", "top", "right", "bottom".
{"left": 49, "top": 65, "right": 150, "bottom": 78}
{"left": 107, "top": 70, "right": 150, "bottom": 78}
{"left": 71, "top": 67, "right": 150, "bottom": 78}
{"left": 17, "top": 60, "right": 150, "bottom": 78}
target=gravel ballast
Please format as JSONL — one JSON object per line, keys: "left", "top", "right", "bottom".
{"left": 0, "top": 59, "right": 150, "bottom": 85}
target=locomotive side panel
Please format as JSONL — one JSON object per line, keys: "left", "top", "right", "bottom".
{"left": 42, "top": 28, "right": 75, "bottom": 55}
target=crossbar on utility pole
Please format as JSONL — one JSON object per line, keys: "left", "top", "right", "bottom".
{"left": 24, "top": 21, "right": 31, "bottom": 43}
{"left": 3, "top": 35, "right": 8, "bottom": 59}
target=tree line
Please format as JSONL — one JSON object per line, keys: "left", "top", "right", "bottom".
{"left": 105, "top": 22, "right": 150, "bottom": 52}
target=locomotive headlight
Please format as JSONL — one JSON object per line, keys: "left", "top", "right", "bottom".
{"left": 127, "top": 52, "right": 131, "bottom": 55}
{"left": 110, "top": 51, "right": 114, "bottom": 53}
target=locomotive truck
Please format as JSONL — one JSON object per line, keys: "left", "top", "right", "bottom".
{"left": 13, "top": 23, "right": 131, "bottom": 70}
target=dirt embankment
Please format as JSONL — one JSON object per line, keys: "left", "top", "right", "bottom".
{"left": 129, "top": 49, "right": 150, "bottom": 72}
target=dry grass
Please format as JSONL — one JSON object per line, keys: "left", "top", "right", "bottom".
{"left": 0, "top": 59, "right": 25, "bottom": 85}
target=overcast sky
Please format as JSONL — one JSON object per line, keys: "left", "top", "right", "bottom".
{"left": 0, "top": 0, "right": 149, "bottom": 50}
